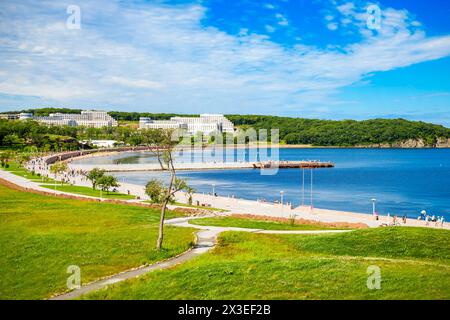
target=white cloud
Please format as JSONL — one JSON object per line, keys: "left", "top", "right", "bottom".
{"left": 337, "top": 2, "right": 356, "bottom": 15}
{"left": 264, "top": 3, "right": 276, "bottom": 10}
{"left": 109, "top": 77, "right": 164, "bottom": 89}
{"left": 0, "top": 0, "right": 449, "bottom": 116}
{"left": 327, "top": 23, "right": 339, "bottom": 31}
{"left": 265, "top": 25, "right": 276, "bottom": 33}
{"left": 275, "top": 13, "right": 289, "bottom": 26}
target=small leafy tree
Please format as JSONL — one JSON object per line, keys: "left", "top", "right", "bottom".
{"left": 97, "top": 175, "right": 119, "bottom": 195}
{"left": 86, "top": 168, "right": 105, "bottom": 190}
{"left": 145, "top": 179, "right": 165, "bottom": 203}
{"left": 145, "top": 178, "right": 192, "bottom": 205}
{"left": 0, "top": 151, "right": 13, "bottom": 168}
{"left": 141, "top": 128, "right": 193, "bottom": 250}
{"left": 49, "top": 161, "right": 68, "bottom": 186}
{"left": 185, "top": 186, "right": 195, "bottom": 205}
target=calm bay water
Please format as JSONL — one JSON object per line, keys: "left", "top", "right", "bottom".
{"left": 74, "top": 148, "right": 450, "bottom": 219}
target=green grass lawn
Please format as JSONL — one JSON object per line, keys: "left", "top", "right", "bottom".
{"left": 0, "top": 184, "right": 196, "bottom": 300}
{"left": 39, "top": 184, "right": 135, "bottom": 200}
{"left": 83, "top": 227, "right": 450, "bottom": 300}
{"left": 189, "top": 216, "right": 351, "bottom": 230}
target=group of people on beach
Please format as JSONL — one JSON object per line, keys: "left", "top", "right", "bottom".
{"left": 26, "top": 158, "right": 49, "bottom": 173}
{"left": 27, "top": 157, "right": 88, "bottom": 186}
{"left": 417, "top": 210, "right": 446, "bottom": 227}
{"left": 375, "top": 210, "right": 446, "bottom": 228}
{"left": 59, "top": 168, "right": 88, "bottom": 185}
{"left": 375, "top": 212, "right": 406, "bottom": 226}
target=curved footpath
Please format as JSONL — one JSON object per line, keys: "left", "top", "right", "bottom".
{"left": 49, "top": 216, "right": 352, "bottom": 300}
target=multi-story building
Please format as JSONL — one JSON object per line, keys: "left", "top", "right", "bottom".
{"left": 30, "top": 110, "right": 118, "bottom": 128}
{"left": 139, "top": 118, "right": 188, "bottom": 131}
{"left": 19, "top": 113, "right": 33, "bottom": 120}
{"left": 0, "top": 113, "right": 20, "bottom": 120}
{"left": 139, "top": 114, "right": 235, "bottom": 135}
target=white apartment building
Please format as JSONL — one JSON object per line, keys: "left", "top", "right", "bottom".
{"left": 139, "top": 118, "right": 188, "bottom": 131}
{"left": 139, "top": 114, "right": 235, "bottom": 135}
{"left": 0, "top": 113, "right": 20, "bottom": 120}
{"left": 19, "top": 113, "right": 33, "bottom": 120}
{"left": 31, "top": 110, "right": 118, "bottom": 128}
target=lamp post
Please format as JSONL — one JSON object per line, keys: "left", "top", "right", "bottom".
{"left": 371, "top": 198, "right": 377, "bottom": 215}
{"left": 280, "top": 190, "right": 284, "bottom": 205}
{"left": 310, "top": 169, "right": 314, "bottom": 210}
{"left": 301, "top": 168, "right": 305, "bottom": 206}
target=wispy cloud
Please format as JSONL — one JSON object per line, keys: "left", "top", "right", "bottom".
{"left": 109, "top": 77, "right": 164, "bottom": 90}
{"left": 264, "top": 3, "right": 276, "bottom": 10}
{"left": 275, "top": 13, "right": 289, "bottom": 26}
{"left": 0, "top": 0, "right": 449, "bottom": 117}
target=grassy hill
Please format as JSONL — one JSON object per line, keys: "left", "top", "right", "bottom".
{"left": 83, "top": 228, "right": 450, "bottom": 300}
{"left": 0, "top": 183, "right": 195, "bottom": 299}
{"left": 0, "top": 178, "right": 449, "bottom": 300}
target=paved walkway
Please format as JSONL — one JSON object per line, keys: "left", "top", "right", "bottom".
{"left": 2, "top": 165, "right": 448, "bottom": 230}
{"left": 68, "top": 160, "right": 334, "bottom": 172}
{"left": 0, "top": 169, "right": 99, "bottom": 199}
{"left": 49, "top": 216, "right": 352, "bottom": 300}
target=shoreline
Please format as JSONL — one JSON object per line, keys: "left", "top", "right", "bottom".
{"left": 5, "top": 161, "right": 446, "bottom": 230}
{"left": 11, "top": 150, "right": 448, "bottom": 230}
{"left": 1, "top": 165, "right": 448, "bottom": 230}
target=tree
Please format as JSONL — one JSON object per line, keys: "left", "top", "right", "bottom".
{"left": 145, "top": 178, "right": 192, "bottom": 205}
{"left": 145, "top": 179, "right": 165, "bottom": 203}
{"left": 49, "top": 161, "right": 68, "bottom": 186}
{"left": 86, "top": 168, "right": 105, "bottom": 190}
{"left": 0, "top": 151, "right": 13, "bottom": 168}
{"left": 97, "top": 175, "right": 119, "bottom": 195}
{"left": 15, "top": 152, "right": 32, "bottom": 167}
{"left": 2, "top": 134, "right": 25, "bottom": 148}
{"left": 185, "top": 186, "right": 195, "bottom": 205}
{"left": 141, "top": 128, "right": 192, "bottom": 250}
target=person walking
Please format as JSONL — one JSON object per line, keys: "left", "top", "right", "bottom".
{"left": 420, "top": 210, "right": 427, "bottom": 220}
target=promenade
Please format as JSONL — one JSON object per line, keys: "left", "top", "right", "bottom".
{"left": 2, "top": 160, "right": 447, "bottom": 230}
{"left": 67, "top": 160, "right": 334, "bottom": 172}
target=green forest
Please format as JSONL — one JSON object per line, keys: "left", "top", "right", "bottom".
{"left": 226, "top": 115, "right": 450, "bottom": 146}
{"left": 1, "top": 108, "right": 450, "bottom": 150}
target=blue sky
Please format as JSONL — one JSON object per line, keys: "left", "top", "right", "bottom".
{"left": 0, "top": 0, "right": 449, "bottom": 126}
